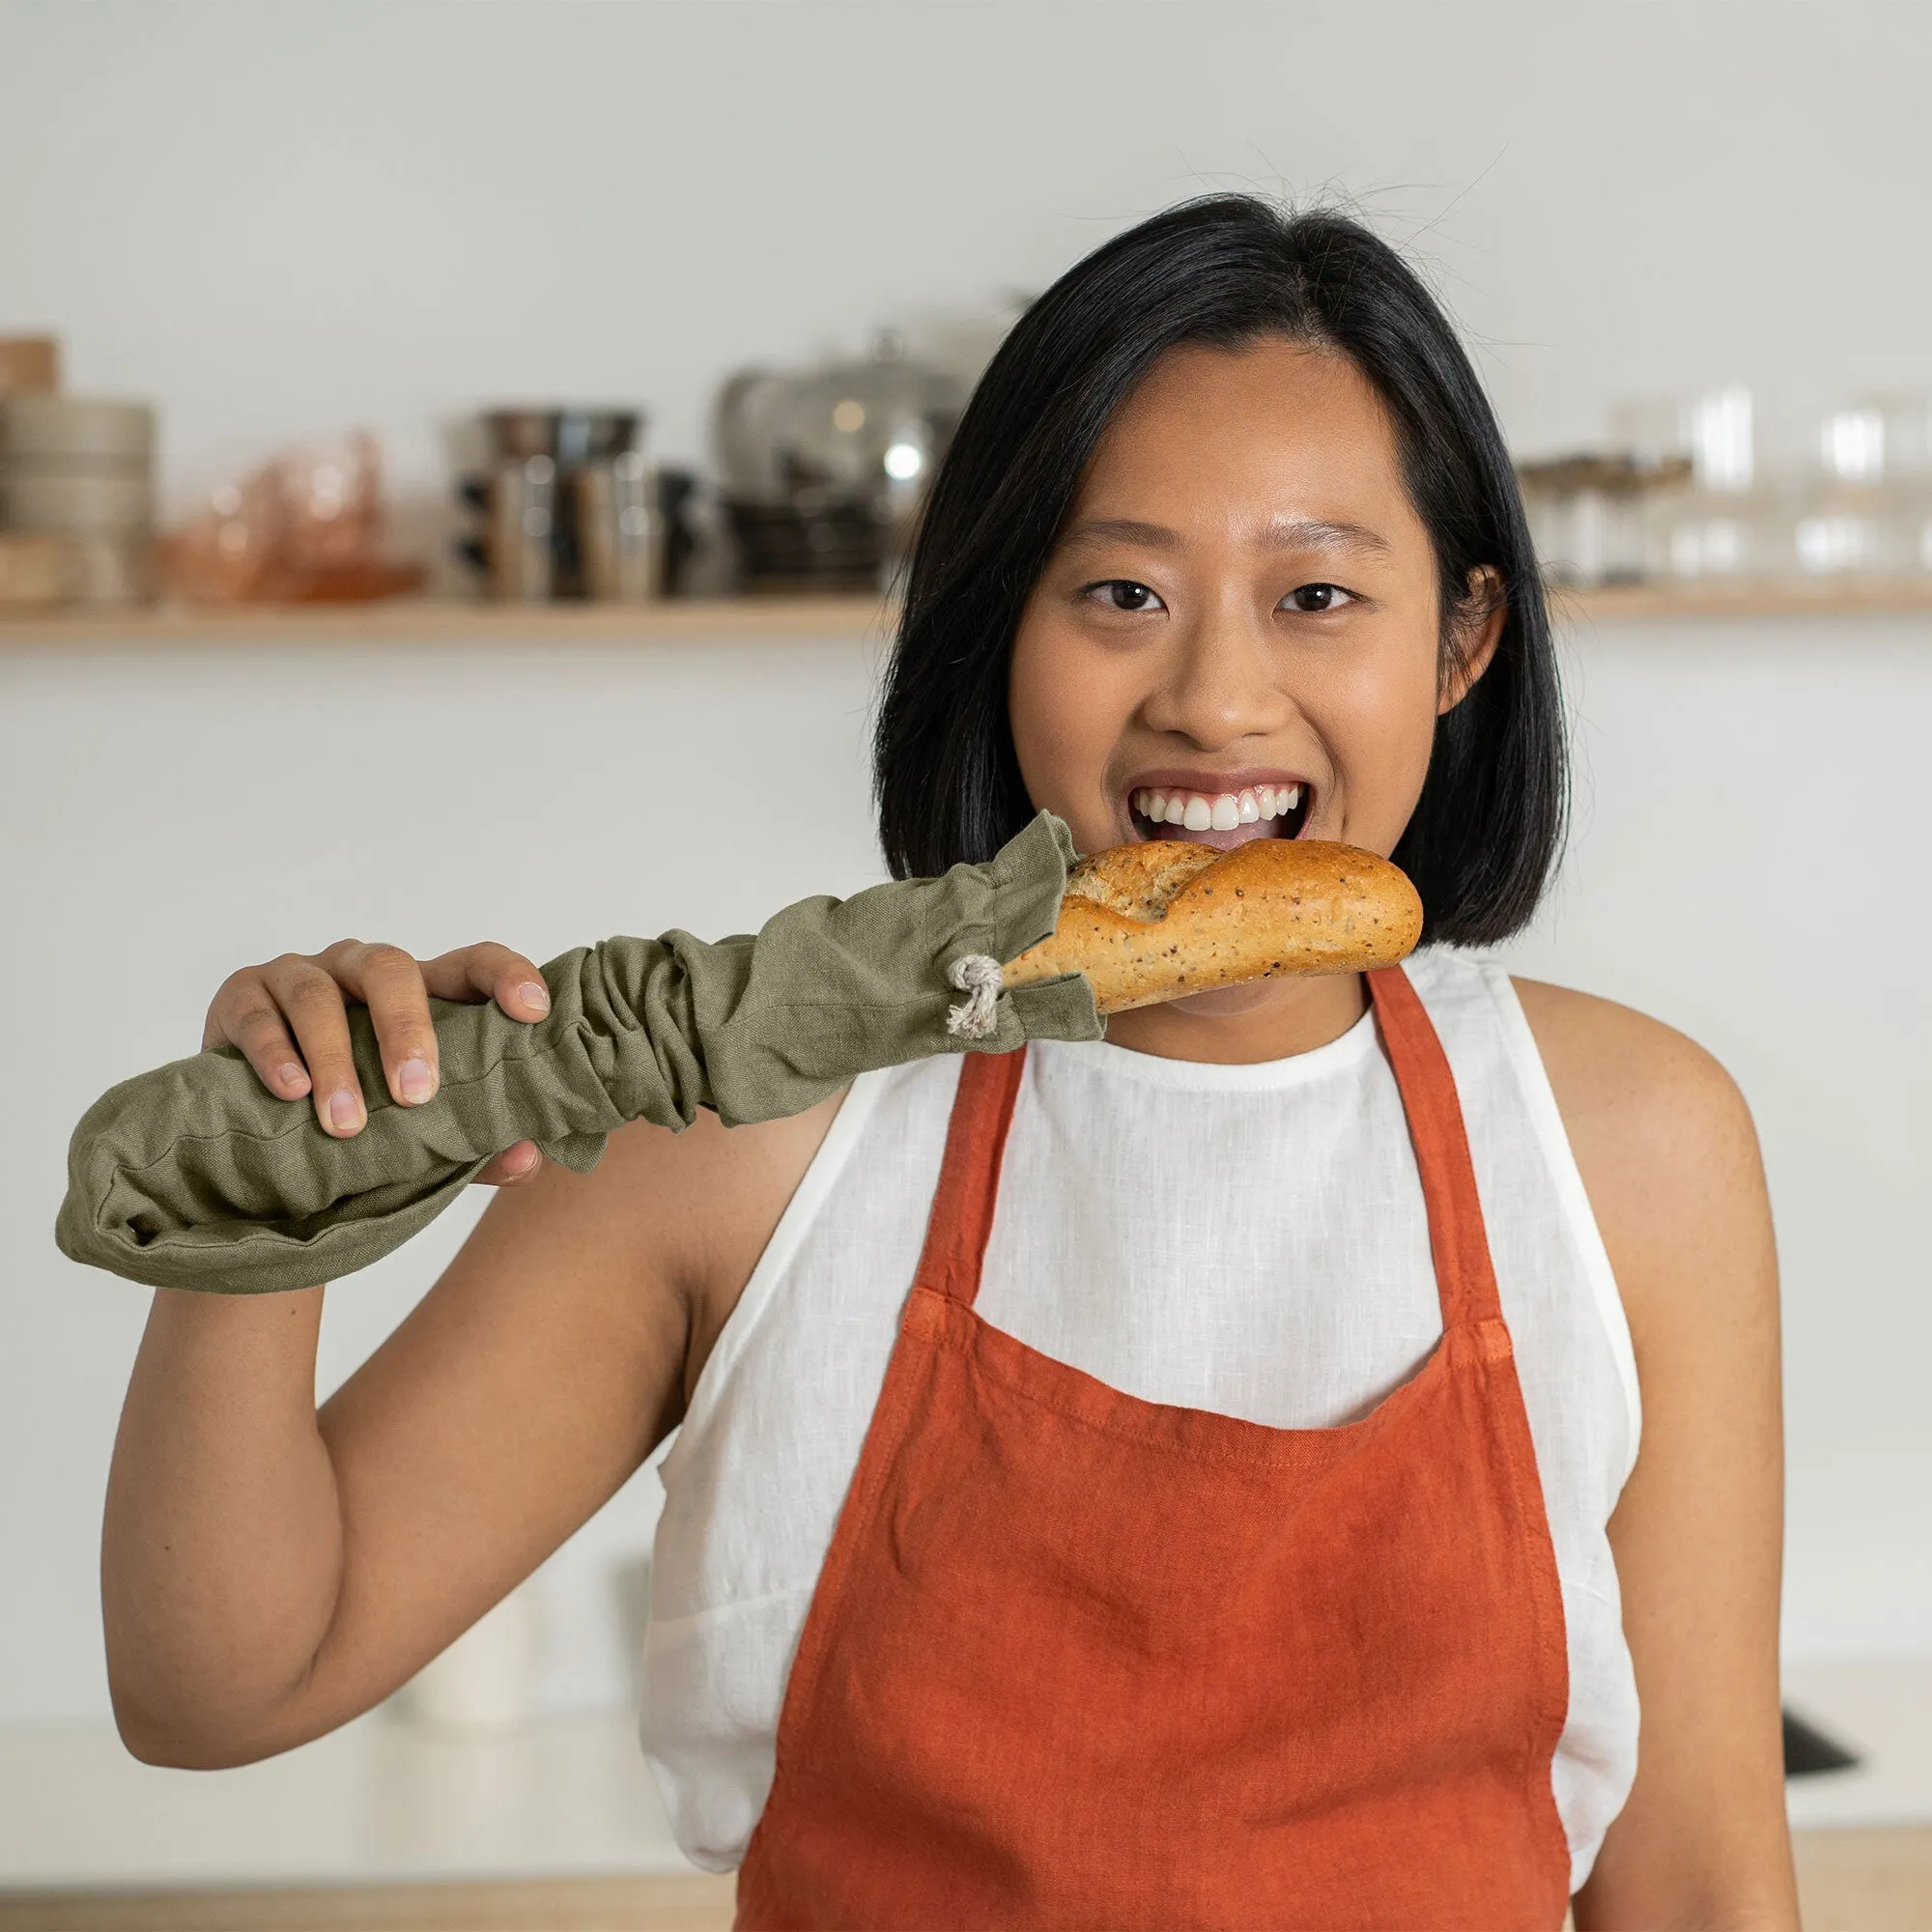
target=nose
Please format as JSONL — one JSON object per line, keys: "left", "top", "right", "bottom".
{"left": 1136, "top": 601, "right": 1293, "bottom": 753}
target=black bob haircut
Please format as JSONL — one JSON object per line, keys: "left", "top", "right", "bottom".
{"left": 872, "top": 193, "right": 1566, "bottom": 947}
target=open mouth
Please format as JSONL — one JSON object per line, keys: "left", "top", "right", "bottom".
{"left": 1127, "top": 781, "right": 1313, "bottom": 850}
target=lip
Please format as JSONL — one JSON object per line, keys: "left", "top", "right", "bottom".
{"left": 1117, "top": 767, "right": 1316, "bottom": 849}
{"left": 1122, "top": 766, "right": 1312, "bottom": 798}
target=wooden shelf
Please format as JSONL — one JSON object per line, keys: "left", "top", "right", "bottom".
{"left": 0, "top": 594, "right": 892, "bottom": 646}
{"left": 1552, "top": 580, "right": 1932, "bottom": 621}
{"left": 5, "top": 580, "right": 1932, "bottom": 646}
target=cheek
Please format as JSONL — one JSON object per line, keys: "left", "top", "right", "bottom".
{"left": 1323, "top": 635, "right": 1441, "bottom": 849}
{"left": 1007, "top": 616, "right": 1137, "bottom": 826}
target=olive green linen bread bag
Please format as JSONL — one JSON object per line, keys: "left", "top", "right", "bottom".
{"left": 56, "top": 810, "right": 1100, "bottom": 1296}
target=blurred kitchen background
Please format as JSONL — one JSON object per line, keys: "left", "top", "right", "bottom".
{"left": 4, "top": 2, "right": 1932, "bottom": 1924}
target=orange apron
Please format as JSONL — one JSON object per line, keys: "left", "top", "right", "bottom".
{"left": 736, "top": 965, "right": 1573, "bottom": 1931}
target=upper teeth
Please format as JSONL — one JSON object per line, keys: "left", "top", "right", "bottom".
{"left": 1131, "top": 783, "right": 1302, "bottom": 828}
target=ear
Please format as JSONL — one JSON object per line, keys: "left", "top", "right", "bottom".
{"left": 1437, "top": 566, "right": 1506, "bottom": 717}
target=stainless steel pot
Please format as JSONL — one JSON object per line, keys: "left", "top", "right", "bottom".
{"left": 486, "top": 456, "right": 557, "bottom": 602}
{"left": 576, "top": 452, "right": 663, "bottom": 601}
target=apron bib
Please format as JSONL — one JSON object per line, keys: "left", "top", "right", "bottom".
{"left": 735, "top": 964, "right": 1573, "bottom": 1930}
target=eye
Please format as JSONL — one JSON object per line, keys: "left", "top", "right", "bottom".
{"left": 1283, "top": 582, "right": 1355, "bottom": 613}
{"left": 1083, "top": 579, "right": 1166, "bottom": 613}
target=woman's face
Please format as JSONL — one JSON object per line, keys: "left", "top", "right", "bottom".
{"left": 1009, "top": 336, "right": 1496, "bottom": 881}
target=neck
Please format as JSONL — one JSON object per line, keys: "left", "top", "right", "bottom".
{"left": 1099, "top": 971, "right": 1372, "bottom": 1065}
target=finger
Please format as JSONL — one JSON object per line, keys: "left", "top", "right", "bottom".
{"left": 321, "top": 940, "right": 444, "bottom": 1111}
{"left": 421, "top": 942, "right": 552, "bottom": 1023}
{"left": 475, "top": 1141, "right": 543, "bottom": 1187}
{"left": 204, "top": 971, "right": 315, "bottom": 1100}
{"left": 258, "top": 952, "right": 370, "bottom": 1136}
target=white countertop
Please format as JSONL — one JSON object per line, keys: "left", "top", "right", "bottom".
{"left": 1783, "top": 1661, "right": 1932, "bottom": 1831}
{"left": 0, "top": 1706, "right": 697, "bottom": 1890}
{"left": 0, "top": 1662, "right": 1924, "bottom": 1889}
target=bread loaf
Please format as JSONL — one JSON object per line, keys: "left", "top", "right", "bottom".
{"left": 1003, "top": 839, "right": 1422, "bottom": 1013}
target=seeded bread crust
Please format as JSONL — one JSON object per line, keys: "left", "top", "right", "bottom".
{"left": 1059, "top": 842, "right": 1222, "bottom": 922}
{"left": 1004, "top": 838, "right": 1423, "bottom": 1014}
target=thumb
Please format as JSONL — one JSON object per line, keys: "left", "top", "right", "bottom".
{"left": 474, "top": 1141, "right": 544, "bottom": 1187}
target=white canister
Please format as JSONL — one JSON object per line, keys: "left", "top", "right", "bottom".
{"left": 389, "top": 1581, "right": 543, "bottom": 1733}
{"left": 0, "top": 395, "right": 154, "bottom": 464}
{"left": 0, "top": 469, "right": 154, "bottom": 531}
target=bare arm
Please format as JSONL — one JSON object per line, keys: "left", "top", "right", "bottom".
{"left": 1515, "top": 979, "right": 1798, "bottom": 1932}
{"left": 101, "top": 937, "right": 834, "bottom": 1768}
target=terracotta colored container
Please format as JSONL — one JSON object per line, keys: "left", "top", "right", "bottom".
{"left": 0, "top": 338, "right": 59, "bottom": 399}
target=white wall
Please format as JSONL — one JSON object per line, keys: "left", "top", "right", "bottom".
{"left": 0, "top": 626, "right": 893, "bottom": 1728}
{"left": 7, "top": 2, "right": 1932, "bottom": 502}
{"left": 5, "top": 0, "right": 1932, "bottom": 1729}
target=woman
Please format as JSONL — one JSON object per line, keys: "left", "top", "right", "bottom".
{"left": 100, "top": 197, "right": 1796, "bottom": 1928}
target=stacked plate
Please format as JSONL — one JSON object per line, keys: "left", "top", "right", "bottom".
{"left": 723, "top": 496, "right": 886, "bottom": 593}
{"left": 0, "top": 396, "right": 157, "bottom": 604}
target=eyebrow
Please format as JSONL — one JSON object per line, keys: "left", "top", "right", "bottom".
{"left": 1059, "top": 515, "right": 1393, "bottom": 558}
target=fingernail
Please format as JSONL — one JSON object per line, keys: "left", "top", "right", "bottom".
{"left": 278, "top": 1064, "right": 310, "bottom": 1093}
{"left": 398, "top": 1057, "right": 435, "bottom": 1103}
{"left": 518, "top": 981, "right": 550, "bottom": 1013}
{"left": 511, "top": 1145, "right": 540, "bottom": 1175}
{"left": 328, "top": 1091, "right": 360, "bottom": 1131}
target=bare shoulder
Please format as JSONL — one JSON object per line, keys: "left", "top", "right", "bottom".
{"left": 1508, "top": 978, "right": 1773, "bottom": 1350}
{"left": 468, "top": 1086, "right": 845, "bottom": 1408}
{"left": 582, "top": 1090, "right": 844, "bottom": 1260}
{"left": 1510, "top": 977, "right": 1756, "bottom": 1161}
{"left": 584, "top": 1089, "right": 846, "bottom": 1395}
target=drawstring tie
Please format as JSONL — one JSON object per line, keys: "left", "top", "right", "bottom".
{"left": 946, "top": 954, "right": 1005, "bottom": 1040}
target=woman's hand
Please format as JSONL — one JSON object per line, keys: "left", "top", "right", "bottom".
{"left": 200, "top": 939, "right": 552, "bottom": 1186}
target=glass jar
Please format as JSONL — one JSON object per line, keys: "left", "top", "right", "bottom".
{"left": 1788, "top": 398, "right": 1931, "bottom": 581}
{"left": 1613, "top": 388, "right": 1770, "bottom": 583}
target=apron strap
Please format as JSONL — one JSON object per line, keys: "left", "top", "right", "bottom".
{"left": 912, "top": 1048, "right": 1029, "bottom": 1309}
{"left": 913, "top": 971, "right": 1501, "bottom": 1333}
{"left": 1368, "top": 965, "right": 1505, "bottom": 1332}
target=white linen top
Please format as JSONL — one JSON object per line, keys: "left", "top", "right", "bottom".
{"left": 639, "top": 948, "right": 1641, "bottom": 1892}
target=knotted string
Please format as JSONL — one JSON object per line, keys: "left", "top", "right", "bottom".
{"left": 945, "top": 953, "right": 1005, "bottom": 1040}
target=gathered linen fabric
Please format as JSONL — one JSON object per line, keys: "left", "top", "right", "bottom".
{"left": 54, "top": 810, "right": 1100, "bottom": 1297}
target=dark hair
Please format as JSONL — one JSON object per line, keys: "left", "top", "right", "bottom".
{"left": 872, "top": 193, "right": 1565, "bottom": 946}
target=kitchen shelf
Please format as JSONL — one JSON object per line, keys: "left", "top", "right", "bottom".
{"left": 1550, "top": 580, "right": 1932, "bottom": 620}
{"left": 5, "top": 580, "right": 1932, "bottom": 646}
{"left": 0, "top": 594, "right": 893, "bottom": 646}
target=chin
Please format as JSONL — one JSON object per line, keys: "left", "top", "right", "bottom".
{"left": 1154, "top": 980, "right": 1298, "bottom": 1020}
